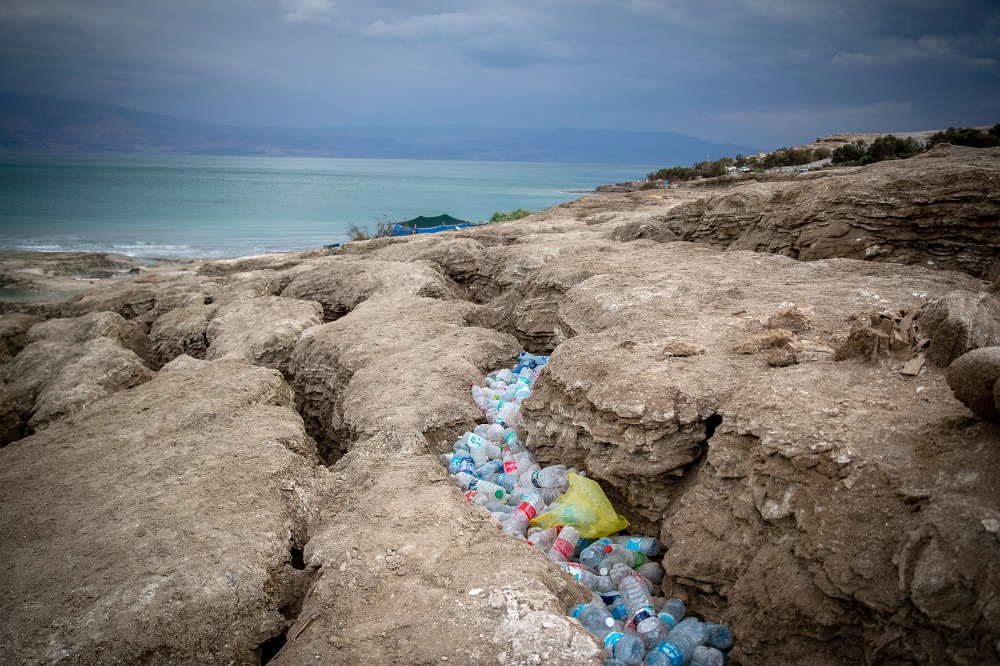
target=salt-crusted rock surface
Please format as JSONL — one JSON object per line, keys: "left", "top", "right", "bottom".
{"left": 0, "top": 146, "right": 998, "bottom": 665}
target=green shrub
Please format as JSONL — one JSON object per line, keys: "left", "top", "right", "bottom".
{"left": 927, "top": 126, "right": 1000, "bottom": 148}
{"left": 831, "top": 136, "right": 924, "bottom": 166}
{"left": 489, "top": 209, "right": 533, "bottom": 223}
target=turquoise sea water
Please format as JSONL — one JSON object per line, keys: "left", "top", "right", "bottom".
{"left": 0, "top": 154, "right": 654, "bottom": 259}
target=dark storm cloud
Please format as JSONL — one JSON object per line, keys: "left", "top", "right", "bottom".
{"left": 0, "top": 0, "right": 997, "bottom": 148}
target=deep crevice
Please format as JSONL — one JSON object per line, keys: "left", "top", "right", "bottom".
{"left": 256, "top": 630, "right": 287, "bottom": 665}
{"left": 290, "top": 545, "right": 305, "bottom": 570}
{"left": 704, "top": 412, "right": 723, "bottom": 443}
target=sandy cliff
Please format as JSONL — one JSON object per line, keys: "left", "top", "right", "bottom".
{"left": 1, "top": 145, "right": 999, "bottom": 665}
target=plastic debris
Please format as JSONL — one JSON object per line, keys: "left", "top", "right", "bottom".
{"left": 441, "top": 351, "right": 734, "bottom": 666}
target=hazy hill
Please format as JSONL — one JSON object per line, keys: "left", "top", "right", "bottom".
{"left": 0, "top": 91, "right": 757, "bottom": 165}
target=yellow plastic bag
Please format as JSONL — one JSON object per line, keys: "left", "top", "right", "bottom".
{"left": 530, "top": 472, "right": 629, "bottom": 539}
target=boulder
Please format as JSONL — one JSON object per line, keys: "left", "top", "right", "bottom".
{"left": 947, "top": 346, "right": 1000, "bottom": 421}
{"left": 918, "top": 290, "right": 1000, "bottom": 367}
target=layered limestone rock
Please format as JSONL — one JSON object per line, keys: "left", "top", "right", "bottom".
{"left": 0, "top": 147, "right": 998, "bottom": 665}
{"left": 612, "top": 144, "right": 1000, "bottom": 280}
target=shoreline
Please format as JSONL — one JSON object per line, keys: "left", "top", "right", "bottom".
{"left": 0, "top": 250, "right": 208, "bottom": 302}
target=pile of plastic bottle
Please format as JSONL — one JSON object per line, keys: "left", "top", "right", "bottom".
{"left": 441, "top": 351, "right": 735, "bottom": 666}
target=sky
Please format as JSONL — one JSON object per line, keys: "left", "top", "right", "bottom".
{"left": 0, "top": 0, "right": 997, "bottom": 150}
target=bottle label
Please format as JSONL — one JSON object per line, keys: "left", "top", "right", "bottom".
{"left": 531, "top": 471, "right": 542, "bottom": 488}
{"left": 599, "top": 592, "right": 620, "bottom": 605}
{"left": 562, "top": 562, "right": 583, "bottom": 581}
{"left": 570, "top": 604, "right": 584, "bottom": 619}
{"left": 651, "top": 641, "right": 683, "bottom": 666}
{"left": 633, "top": 553, "right": 646, "bottom": 567}
{"left": 625, "top": 536, "right": 644, "bottom": 551}
{"left": 504, "top": 431, "right": 517, "bottom": 445}
{"left": 503, "top": 459, "right": 518, "bottom": 473}
{"left": 551, "top": 537, "right": 573, "bottom": 560}
{"left": 630, "top": 606, "right": 655, "bottom": 627}
{"left": 604, "top": 632, "right": 625, "bottom": 654}
{"left": 464, "top": 490, "right": 479, "bottom": 502}
{"left": 516, "top": 501, "right": 537, "bottom": 520}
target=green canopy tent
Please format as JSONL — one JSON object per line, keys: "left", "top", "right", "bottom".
{"left": 391, "top": 214, "right": 474, "bottom": 236}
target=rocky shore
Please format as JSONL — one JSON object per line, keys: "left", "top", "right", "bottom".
{"left": 1, "top": 144, "right": 999, "bottom": 665}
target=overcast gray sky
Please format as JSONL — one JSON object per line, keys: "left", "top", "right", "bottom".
{"left": 0, "top": 0, "right": 997, "bottom": 149}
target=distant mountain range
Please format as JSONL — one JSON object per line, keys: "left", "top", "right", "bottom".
{"left": 0, "top": 91, "right": 758, "bottom": 165}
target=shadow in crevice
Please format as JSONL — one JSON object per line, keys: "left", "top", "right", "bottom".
{"left": 256, "top": 630, "right": 287, "bottom": 665}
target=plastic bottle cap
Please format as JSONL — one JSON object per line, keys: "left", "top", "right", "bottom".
{"left": 604, "top": 545, "right": 613, "bottom": 553}
{"left": 604, "top": 617, "right": 615, "bottom": 628}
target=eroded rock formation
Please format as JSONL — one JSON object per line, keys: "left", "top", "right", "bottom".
{"left": 0, "top": 147, "right": 998, "bottom": 665}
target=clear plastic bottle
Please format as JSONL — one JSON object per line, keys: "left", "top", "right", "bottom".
{"left": 636, "top": 616, "right": 672, "bottom": 650}
{"left": 467, "top": 434, "right": 490, "bottom": 466}
{"left": 510, "top": 385, "right": 532, "bottom": 401}
{"left": 547, "top": 524, "right": 580, "bottom": 563}
{"left": 445, "top": 452, "right": 472, "bottom": 475}
{"left": 636, "top": 561, "right": 665, "bottom": 585}
{"left": 600, "top": 629, "right": 646, "bottom": 666}
{"left": 615, "top": 535, "right": 662, "bottom": 557}
{"left": 609, "top": 563, "right": 653, "bottom": 592}
{"left": 658, "top": 598, "right": 685, "bottom": 631}
{"left": 456, "top": 472, "right": 508, "bottom": 502}
{"left": 530, "top": 464, "right": 569, "bottom": 489}
{"left": 513, "top": 450, "right": 537, "bottom": 470}
{"left": 603, "top": 544, "right": 646, "bottom": 572}
{"left": 704, "top": 623, "right": 732, "bottom": 651}
{"left": 568, "top": 600, "right": 616, "bottom": 633}
{"left": 494, "top": 472, "right": 519, "bottom": 493}
{"left": 619, "top": 573, "right": 657, "bottom": 628}
{"left": 473, "top": 459, "right": 503, "bottom": 480}
{"left": 645, "top": 617, "right": 706, "bottom": 666}
{"left": 496, "top": 401, "right": 521, "bottom": 428}
{"left": 502, "top": 450, "right": 519, "bottom": 474}
{"left": 580, "top": 537, "right": 614, "bottom": 572}
{"left": 501, "top": 491, "right": 544, "bottom": 537}
{"left": 560, "top": 563, "right": 616, "bottom": 593}
{"left": 690, "top": 646, "right": 725, "bottom": 666}
{"left": 484, "top": 501, "right": 513, "bottom": 514}
{"left": 464, "top": 489, "right": 489, "bottom": 506}
{"left": 603, "top": 592, "right": 629, "bottom": 622}
{"left": 471, "top": 383, "right": 490, "bottom": 408}
{"left": 527, "top": 527, "right": 560, "bottom": 550}
{"left": 539, "top": 486, "right": 564, "bottom": 505}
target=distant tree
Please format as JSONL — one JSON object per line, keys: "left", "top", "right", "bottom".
{"left": 927, "top": 126, "right": 1000, "bottom": 148}
{"left": 864, "top": 135, "right": 922, "bottom": 163}
{"left": 831, "top": 141, "right": 867, "bottom": 165}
